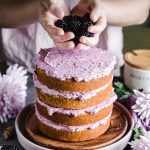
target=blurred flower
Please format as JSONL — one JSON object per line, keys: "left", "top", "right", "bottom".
{"left": 0, "top": 64, "right": 28, "bottom": 123}
{"left": 132, "top": 89, "right": 150, "bottom": 129}
{"left": 129, "top": 129, "right": 150, "bottom": 150}
{"left": 128, "top": 87, "right": 150, "bottom": 150}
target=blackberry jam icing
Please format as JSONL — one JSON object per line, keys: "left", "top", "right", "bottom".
{"left": 36, "top": 93, "right": 117, "bottom": 116}
{"left": 34, "top": 48, "right": 116, "bottom": 82}
{"left": 33, "top": 74, "right": 113, "bottom": 100}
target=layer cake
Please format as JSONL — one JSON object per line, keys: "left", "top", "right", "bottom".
{"left": 34, "top": 48, "right": 117, "bottom": 142}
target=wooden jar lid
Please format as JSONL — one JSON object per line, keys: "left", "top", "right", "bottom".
{"left": 124, "top": 49, "right": 150, "bottom": 70}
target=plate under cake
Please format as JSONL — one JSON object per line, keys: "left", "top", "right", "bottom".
{"left": 34, "top": 47, "right": 117, "bottom": 142}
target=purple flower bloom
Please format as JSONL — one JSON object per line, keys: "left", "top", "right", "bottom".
{"left": 0, "top": 64, "right": 27, "bottom": 123}
{"left": 129, "top": 129, "right": 150, "bottom": 149}
{"left": 141, "top": 120, "right": 150, "bottom": 131}
{"left": 130, "top": 89, "right": 150, "bottom": 131}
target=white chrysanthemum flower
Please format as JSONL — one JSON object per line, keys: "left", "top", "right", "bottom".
{"left": 0, "top": 64, "right": 28, "bottom": 123}
{"left": 144, "top": 87, "right": 150, "bottom": 94}
{"left": 129, "top": 130, "right": 150, "bottom": 150}
{"left": 132, "top": 89, "right": 150, "bottom": 125}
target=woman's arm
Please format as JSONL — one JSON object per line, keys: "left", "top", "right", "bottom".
{"left": 0, "top": 0, "right": 75, "bottom": 49}
{"left": 102, "top": 0, "right": 150, "bottom": 26}
{"left": 0, "top": 0, "right": 39, "bottom": 28}
{"left": 72, "top": 0, "right": 150, "bottom": 49}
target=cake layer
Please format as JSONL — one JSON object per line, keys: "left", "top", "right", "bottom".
{"left": 36, "top": 93, "right": 116, "bottom": 116}
{"left": 35, "top": 68, "right": 113, "bottom": 92}
{"left": 36, "top": 116, "right": 110, "bottom": 142}
{"left": 34, "top": 48, "right": 116, "bottom": 82}
{"left": 36, "top": 108, "right": 111, "bottom": 131}
{"left": 33, "top": 74, "right": 113, "bottom": 100}
{"left": 36, "top": 83, "right": 113, "bottom": 109}
{"left": 36, "top": 101, "right": 113, "bottom": 126}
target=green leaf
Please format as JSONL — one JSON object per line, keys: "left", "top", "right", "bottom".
{"left": 114, "top": 82, "right": 123, "bottom": 88}
{"left": 114, "top": 81, "right": 133, "bottom": 100}
{"left": 133, "top": 127, "right": 143, "bottom": 139}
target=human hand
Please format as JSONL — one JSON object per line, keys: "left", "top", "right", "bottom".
{"left": 38, "top": 0, "right": 75, "bottom": 49}
{"left": 72, "top": 0, "right": 107, "bottom": 50}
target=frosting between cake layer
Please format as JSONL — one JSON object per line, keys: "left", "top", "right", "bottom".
{"left": 35, "top": 108, "right": 111, "bottom": 132}
{"left": 36, "top": 93, "right": 117, "bottom": 116}
{"left": 34, "top": 48, "right": 116, "bottom": 82}
{"left": 33, "top": 74, "right": 113, "bottom": 100}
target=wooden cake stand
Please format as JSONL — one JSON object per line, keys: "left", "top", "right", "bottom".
{"left": 19, "top": 102, "right": 132, "bottom": 150}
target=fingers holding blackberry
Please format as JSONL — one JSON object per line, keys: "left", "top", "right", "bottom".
{"left": 88, "top": 17, "right": 107, "bottom": 34}
{"left": 47, "top": 25, "right": 64, "bottom": 36}
{"left": 38, "top": 0, "right": 71, "bottom": 44}
{"left": 55, "top": 41, "right": 75, "bottom": 49}
{"left": 39, "top": 0, "right": 107, "bottom": 49}
{"left": 41, "top": 17, "right": 65, "bottom": 36}
{"left": 77, "top": 0, "right": 107, "bottom": 49}
{"left": 54, "top": 13, "right": 96, "bottom": 47}
{"left": 51, "top": 32, "right": 75, "bottom": 43}
{"left": 79, "top": 34, "right": 99, "bottom": 47}
{"left": 76, "top": 43, "right": 90, "bottom": 50}
{"left": 89, "top": 0, "right": 107, "bottom": 34}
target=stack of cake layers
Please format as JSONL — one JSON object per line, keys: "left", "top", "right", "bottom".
{"left": 34, "top": 48, "right": 117, "bottom": 142}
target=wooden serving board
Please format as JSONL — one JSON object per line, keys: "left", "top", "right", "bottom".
{"left": 24, "top": 102, "right": 131, "bottom": 150}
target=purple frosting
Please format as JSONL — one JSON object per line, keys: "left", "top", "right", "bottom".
{"left": 34, "top": 48, "right": 116, "bottom": 82}
{"left": 36, "top": 93, "right": 117, "bottom": 116}
{"left": 33, "top": 73, "right": 113, "bottom": 100}
{"left": 35, "top": 107, "right": 111, "bottom": 132}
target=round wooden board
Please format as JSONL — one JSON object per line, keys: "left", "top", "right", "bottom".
{"left": 24, "top": 102, "right": 131, "bottom": 150}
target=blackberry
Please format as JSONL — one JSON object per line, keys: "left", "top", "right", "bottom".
{"left": 69, "top": 20, "right": 81, "bottom": 33}
{"left": 72, "top": 35, "right": 80, "bottom": 46}
{"left": 62, "top": 15, "right": 82, "bottom": 45}
{"left": 64, "top": 15, "right": 81, "bottom": 22}
{"left": 63, "top": 15, "right": 73, "bottom": 22}
{"left": 1, "top": 145, "right": 22, "bottom": 150}
{"left": 81, "top": 13, "right": 91, "bottom": 23}
{"left": 80, "top": 21, "right": 95, "bottom": 37}
{"left": 55, "top": 19, "right": 65, "bottom": 28}
{"left": 63, "top": 15, "right": 82, "bottom": 33}
{"left": 83, "top": 21, "right": 95, "bottom": 28}
{"left": 55, "top": 19, "right": 68, "bottom": 32}
{"left": 82, "top": 32, "right": 94, "bottom": 37}
{"left": 71, "top": 15, "right": 82, "bottom": 22}
{"left": 55, "top": 14, "right": 96, "bottom": 45}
